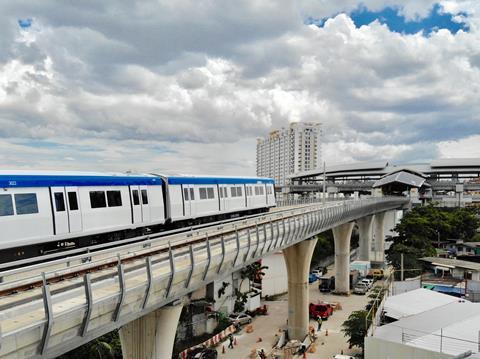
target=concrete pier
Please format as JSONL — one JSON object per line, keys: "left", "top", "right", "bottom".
{"left": 373, "top": 212, "right": 386, "bottom": 263}
{"left": 283, "top": 238, "right": 318, "bottom": 340}
{"left": 357, "top": 215, "right": 374, "bottom": 262}
{"left": 333, "top": 222, "right": 354, "bottom": 294}
{"left": 119, "top": 304, "right": 183, "bottom": 359}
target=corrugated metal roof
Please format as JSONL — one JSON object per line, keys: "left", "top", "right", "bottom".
{"left": 420, "top": 257, "right": 480, "bottom": 271}
{"left": 372, "top": 171, "right": 427, "bottom": 188}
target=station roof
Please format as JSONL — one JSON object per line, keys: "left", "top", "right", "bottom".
{"left": 288, "top": 158, "right": 480, "bottom": 181}
{"left": 383, "top": 288, "right": 464, "bottom": 320}
{"left": 372, "top": 170, "right": 428, "bottom": 188}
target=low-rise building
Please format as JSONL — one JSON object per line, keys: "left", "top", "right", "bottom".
{"left": 366, "top": 301, "right": 480, "bottom": 358}
{"left": 420, "top": 257, "right": 480, "bottom": 281}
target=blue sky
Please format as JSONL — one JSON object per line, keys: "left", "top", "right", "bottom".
{"left": 306, "top": 3, "right": 469, "bottom": 35}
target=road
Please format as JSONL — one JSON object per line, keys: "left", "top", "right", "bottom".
{"left": 218, "top": 280, "right": 371, "bottom": 358}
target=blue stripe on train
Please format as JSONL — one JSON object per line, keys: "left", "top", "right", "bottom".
{"left": 0, "top": 175, "right": 163, "bottom": 188}
{"left": 167, "top": 176, "right": 275, "bottom": 185}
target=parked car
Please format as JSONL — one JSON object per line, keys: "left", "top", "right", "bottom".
{"left": 367, "top": 269, "right": 384, "bottom": 280}
{"left": 353, "top": 282, "right": 369, "bottom": 295}
{"left": 309, "top": 302, "right": 334, "bottom": 320}
{"left": 246, "top": 304, "right": 268, "bottom": 317}
{"left": 188, "top": 348, "right": 218, "bottom": 359}
{"left": 359, "top": 278, "right": 373, "bottom": 289}
{"left": 371, "top": 268, "right": 384, "bottom": 280}
{"left": 309, "top": 273, "right": 318, "bottom": 283}
{"left": 319, "top": 276, "right": 335, "bottom": 292}
{"left": 349, "top": 270, "right": 360, "bottom": 289}
{"left": 228, "top": 313, "right": 252, "bottom": 325}
{"left": 311, "top": 267, "right": 326, "bottom": 278}
{"left": 333, "top": 355, "right": 355, "bottom": 359}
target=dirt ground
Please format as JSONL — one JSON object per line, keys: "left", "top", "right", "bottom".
{"left": 217, "top": 280, "right": 370, "bottom": 358}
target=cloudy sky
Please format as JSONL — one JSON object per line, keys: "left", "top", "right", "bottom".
{"left": 1, "top": 1, "right": 479, "bottom": 176}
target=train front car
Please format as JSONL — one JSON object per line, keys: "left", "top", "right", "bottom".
{"left": 0, "top": 171, "right": 165, "bottom": 263}
{"left": 164, "top": 175, "right": 275, "bottom": 226}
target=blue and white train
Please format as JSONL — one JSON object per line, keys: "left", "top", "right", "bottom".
{"left": 0, "top": 171, "right": 276, "bottom": 262}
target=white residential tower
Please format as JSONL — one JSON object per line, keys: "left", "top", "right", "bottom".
{"left": 256, "top": 122, "right": 322, "bottom": 186}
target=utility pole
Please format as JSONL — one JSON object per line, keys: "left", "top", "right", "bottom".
{"left": 400, "top": 253, "right": 404, "bottom": 281}
{"left": 322, "top": 161, "right": 326, "bottom": 205}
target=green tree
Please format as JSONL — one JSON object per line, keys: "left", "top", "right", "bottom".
{"left": 310, "top": 231, "right": 335, "bottom": 268}
{"left": 341, "top": 310, "right": 370, "bottom": 352}
{"left": 387, "top": 205, "right": 480, "bottom": 279}
{"left": 58, "top": 331, "right": 122, "bottom": 359}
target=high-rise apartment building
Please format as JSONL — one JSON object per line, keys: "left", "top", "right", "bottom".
{"left": 256, "top": 122, "right": 322, "bottom": 185}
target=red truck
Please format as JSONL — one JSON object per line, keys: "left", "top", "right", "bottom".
{"left": 309, "top": 302, "right": 333, "bottom": 320}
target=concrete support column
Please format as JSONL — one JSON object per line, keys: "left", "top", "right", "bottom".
{"left": 373, "top": 212, "right": 386, "bottom": 263}
{"left": 119, "top": 304, "right": 183, "bottom": 359}
{"left": 283, "top": 238, "right": 318, "bottom": 340}
{"left": 333, "top": 222, "right": 354, "bottom": 294}
{"left": 357, "top": 215, "right": 374, "bottom": 262}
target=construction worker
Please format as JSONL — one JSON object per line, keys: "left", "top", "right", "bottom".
{"left": 259, "top": 349, "right": 267, "bottom": 359}
{"left": 317, "top": 316, "right": 323, "bottom": 331}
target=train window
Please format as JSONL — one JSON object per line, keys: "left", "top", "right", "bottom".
{"left": 90, "top": 191, "right": 106, "bottom": 208}
{"left": 207, "top": 188, "right": 214, "bottom": 199}
{"left": 107, "top": 191, "right": 122, "bottom": 207}
{"left": 189, "top": 188, "right": 194, "bottom": 200}
{"left": 254, "top": 187, "right": 259, "bottom": 196}
{"left": 0, "top": 194, "right": 14, "bottom": 216}
{"left": 259, "top": 187, "right": 264, "bottom": 195}
{"left": 223, "top": 188, "right": 227, "bottom": 197}
{"left": 236, "top": 187, "right": 242, "bottom": 196}
{"left": 199, "top": 188, "right": 207, "bottom": 200}
{"left": 14, "top": 193, "right": 39, "bottom": 215}
{"left": 230, "top": 187, "right": 236, "bottom": 197}
{"left": 68, "top": 192, "right": 79, "bottom": 211}
{"left": 132, "top": 190, "right": 140, "bottom": 205}
{"left": 219, "top": 188, "right": 223, "bottom": 198}
{"left": 54, "top": 192, "right": 66, "bottom": 212}
{"left": 183, "top": 188, "right": 189, "bottom": 201}
{"left": 141, "top": 189, "right": 149, "bottom": 204}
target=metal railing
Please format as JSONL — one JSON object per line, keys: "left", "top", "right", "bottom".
{"left": 0, "top": 197, "right": 408, "bottom": 359}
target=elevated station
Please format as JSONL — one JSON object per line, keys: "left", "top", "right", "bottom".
{"left": 284, "top": 158, "right": 480, "bottom": 205}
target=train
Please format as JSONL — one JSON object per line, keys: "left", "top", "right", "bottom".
{"left": 0, "top": 171, "right": 276, "bottom": 263}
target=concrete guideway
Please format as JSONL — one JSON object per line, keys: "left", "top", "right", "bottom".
{"left": 0, "top": 197, "right": 407, "bottom": 359}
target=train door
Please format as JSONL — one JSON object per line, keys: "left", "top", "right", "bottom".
{"left": 51, "top": 187, "right": 69, "bottom": 235}
{"left": 130, "top": 186, "right": 143, "bottom": 224}
{"left": 188, "top": 185, "right": 197, "bottom": 218}
{"left": 219, "top": 185, "right": 227, "bottom": 212}
{"left": 66, "top": 187, "right": 82, "bottom": 233}
{"left": 183, "top": 185, "right": 191, "bottom": 218}
{"left": 183, "top": 185, "right": 196, "bottom": 218}
{"left": 140, "top": 186, "right": 151, "bottom": 223}
{"left": 246, "top": 185, "right": 252, "bottom": 208}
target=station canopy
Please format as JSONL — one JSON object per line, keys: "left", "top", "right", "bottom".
{"left": 373, "top": 169, "right": 428, "bottom": 189}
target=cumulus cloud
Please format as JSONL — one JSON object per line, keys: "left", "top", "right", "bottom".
{"left": 0, "top": 0, "right": 479, "bottom": 176}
